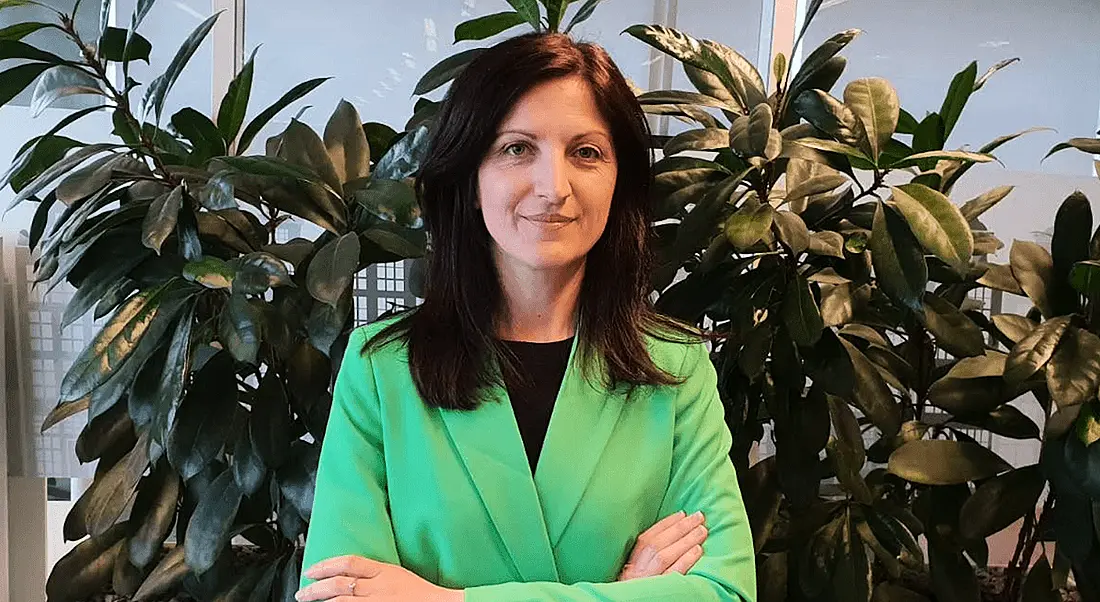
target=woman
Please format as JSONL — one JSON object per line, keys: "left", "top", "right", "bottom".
{"left": 294, "top": 32, "right": 755, "bottom": 602}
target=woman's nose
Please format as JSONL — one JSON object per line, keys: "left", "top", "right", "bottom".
{"left": 533, "top": 151, "right": 572, "bottom": 202}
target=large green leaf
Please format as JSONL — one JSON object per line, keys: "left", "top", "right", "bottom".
{"left": 172, "top": 107, "right": 227, "bottom": 163}
{"left": 724, "top": 200, "right": 774, "bottom": 249}
{"left": 1046, "top": 327, "right": 1100, "bottom": 408}
{"left": 942, "top": 128, "right": 1049, "bottom": 193}
{"left": 959, "top": 185, "right": 1013, "bottom": 222}
{"left": 220, "top": 294, "right": 261, "bottom": 364}
{"left": 890, "top": 183, "right": 973, "bottom": 272}
{"left": 183, "top": 256, "right": 234, "bottom": 290}
{"left": 5, "top": 143, "right": 119, "bottom": 212}
{"left": 277, "top": 119, "right": 342, "bottom": 195}
{"left": 60, "top": 247, "right": 150, "bottom": 329}
{"left": 1050, "top": 191, "right": 1092, "bottom": 315}
{"left": 142, "top": 12, "right": 219, "bottom": 122}
{"left": 0, "top": 38, "right": 70, "bottom": 64}
{"left": 636, "top": 90, "right": 736, "bottom": 111}
{"left": 166, "top": 354, "right": 237, "bottom": 480}
{"left": 372, "top": 123, "right": 430, "bottom": 181}
{"left": 306, "top": 232, "right": 360, "bottom": 307}
{"left": 783, "top": 273, "right": 823, "bottom": 346}
{"left": 140, "top": 185, "right": 183, "bottom": 254}
{"left": 978, "top": 263, "right": 1023, "bottom": 295}
{"left": 217, "top": 47, "right": 256, "bottom": 151}
{"left": 0, "top": 62, "right": 51, "bottom": 108}
{"left": 888, "top": 150, "right": 993, "bottom": 170}
{"left": 1010, "top": 240, "right": 1055, "bottom": 318}
{"left": 792, "top": 90, "right": 866, "bottom": 147}
{"left": 888, "top": 439, "right": 1010, "bottom": 485}
{"left": 185, "top": 468, "right": 243, "bottom": 575}
{"left": 0, "top": 21, "right": 55, "bottom": 41}
{"left": 792, "top": 137, "right": 871, "bottom": 163}
{"left": 227, "top": 252, "right": 291, "bottom": 294}
{"left": 940, "top": 61, "right": 977, "bottom": 140}
{"left": 54, "top": 153, "right": 145, "bottom": 204}
{"left": 323, "top": 100, "right": 371, "bottom": 185}
{"left": 232, "top": 423, "right": 266, "bottom": 496}
{"left": 59, "top": 280, "right": 191, "bottom": 402}
{"left": 563, "top": 0, "right": 601, "bottom": 33}
{"left": 625, "top": 25, "right": 761, "bottom": 112}
{"left": 921, "top": 293, "right": 984, "bottom": 358}
{"left": 772, "top": 210, "right": 809, "bottom": 255}
{"left": 870, "top": 201, "right": 928, "bottom": 313}
{"left": 839, "top": 337, "right": 902, "bottom": 436}
{"left": 784, "top": 173, "right": 848, "bottom": 206}
{"left": 1004, "top": 316, "right": 1071, "bottom": 385}
{"left": 127, "top": 459, "right": 180, "bottom": 569}
{"left": 236, "top": 77, "right": 330, "bottom": 154}
{"left": 1070, "top": 260, "right": 1100, "bottom": 296}
{"left": 788, "top": 29, "right": 860, "bottom": 103}
{"left": 353, "top": 178, "right": 422, "bottom": 228}
{"left": 454, "top": 11, "right": 526, "bottom": 41}
{"left": 46, "top": 522, "right": 129, "bottom": 602}
{"left": 843, "top": 78, "right": 899, "bottom": 162}
{"left": 953, "top": 404, "right": 1040, "bottom": 440}
{"left": 664, "top": 127, "right": 730, "bottom": 156}
{"left": 252, "top": 371, "right": 291, "bottom": 469}
{"left": 99, "top": 27, "right": 152, "bottom": 63}
{"left": 277, "top": 441, "right": 320, "bottom": 521}
{"left": 84, "top": 432, "right": 149, "bottom": 536}
{"left": 412, "top": 48, "right": 484, "bottom": 96}
{"left": 132, "top": 544, "right": 187, "bottom": 602}
{"left": 1044, "top": 137, "right": 1100, "bottom": 161}
{"left": 958, "top": 464, "right": 1044, "bottom": 541}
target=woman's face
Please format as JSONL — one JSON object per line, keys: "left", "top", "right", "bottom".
{"left": 477, "top": 75, "right": 618, "bottom": 274}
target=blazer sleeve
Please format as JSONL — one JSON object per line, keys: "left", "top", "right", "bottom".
{"left": 299, "top": 327, "right": 401, "bottom": 590}
{"left": 463, "top": 341, "right": 757, "bottom": 602}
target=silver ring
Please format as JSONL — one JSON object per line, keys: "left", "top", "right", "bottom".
{"left": 348, "top": 577, "right": 357, "bottom": 596}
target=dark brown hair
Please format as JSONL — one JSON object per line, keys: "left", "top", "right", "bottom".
{"left": 365, "top": 32, "right": 699, "bottom": 410}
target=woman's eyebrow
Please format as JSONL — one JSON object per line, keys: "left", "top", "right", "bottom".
{"left": 496, "top": 129, "right": 611, "bottom": 142}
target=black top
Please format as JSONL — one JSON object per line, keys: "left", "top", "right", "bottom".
{"left": 500, "top": 337, "right": 574, "bottom": 475}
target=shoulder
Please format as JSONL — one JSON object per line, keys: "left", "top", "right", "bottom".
{"left": 346, "top": 312, "right": 413, "bottom": 363}
{"left": 642, "top": 328, "right": 710, "bottom": 381}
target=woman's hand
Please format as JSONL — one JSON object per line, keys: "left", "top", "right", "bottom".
{"left": 617, "top": 510, "right": 708, "bottom": 581}
{"left": 295, "top": 555, "right": 463, "bottom": 602}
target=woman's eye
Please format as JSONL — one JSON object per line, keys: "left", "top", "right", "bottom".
{"left": 577, "top": 147, "right": 602, "bottom": 160}
{"left": 504, "top": 143, "right": 527, "bottom": 156}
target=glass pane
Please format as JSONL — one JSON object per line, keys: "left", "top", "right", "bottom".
{"left": 663, "top": 0, "right": 767, "bottom": 135}
{"left": 0, "top": 0, "right": 215, "bottom": 485}
{"left": 801, "top": 0, "right": 1100, "bottom": 177}
{"left": 243, "top": 0, "right": 691, "bottom": 150}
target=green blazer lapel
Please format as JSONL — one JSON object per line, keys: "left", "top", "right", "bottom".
{"left": 438, "top": 388, "right": 559, "bottom": 583}
{"left": 534, "top": 341, "right": 626, "bottom": 549}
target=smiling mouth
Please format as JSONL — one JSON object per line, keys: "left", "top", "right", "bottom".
{"left": 524, "top": 214, "right": 575, "bottom": 223}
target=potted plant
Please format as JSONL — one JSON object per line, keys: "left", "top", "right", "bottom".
{"left": 2, "top": 1, "right": 426, "bottom": 600}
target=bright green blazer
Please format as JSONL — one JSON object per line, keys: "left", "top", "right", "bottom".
{"left": 299, "top": 318, "right": 756, "bottom": 601}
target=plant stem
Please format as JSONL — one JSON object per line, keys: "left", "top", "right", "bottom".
{"left": 62, "top": 16, "right": 178, "bottom": 186}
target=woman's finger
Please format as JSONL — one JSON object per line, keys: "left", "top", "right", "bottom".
{"left": 643, "top": 511, "right": 705, "bottom": 553}
{"left": 663, "top": 544, "right": 704, "bottom": 575}
{"left": 638, "top": 511, "right": 686, "bottom": 540}
{"left": 295, "top": 575, "right": 358, "bottom": 601}
{"left": 303, "top": 555, "right": 384, "bottom": 580}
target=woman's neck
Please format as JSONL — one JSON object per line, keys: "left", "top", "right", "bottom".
{"left": 494, "top": 257, "right": 584, "bottom": 343}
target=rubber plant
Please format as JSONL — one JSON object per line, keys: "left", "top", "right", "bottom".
{"left": 628, "top": 1, "right": 1098, "bottom": 600}
{"left": 1, "top": 1, "right": 426, "bottom": 600}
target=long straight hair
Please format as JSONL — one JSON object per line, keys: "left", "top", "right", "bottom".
{"left": 366, "top": 32, "right": 699, "bottom": 410}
